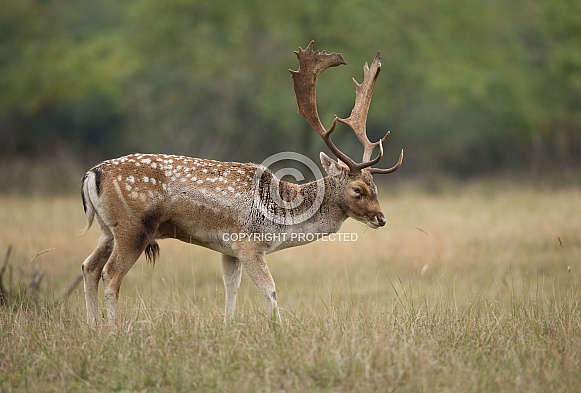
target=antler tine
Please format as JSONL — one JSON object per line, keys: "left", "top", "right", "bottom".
{"left": 369, "top": 149, "right": 404, "bottom": 174}
{"left": 290, "top": 41, "right": 358, "bottom": 171}
{"left": 336, "top": 52, "right": 384, "bottom": 169}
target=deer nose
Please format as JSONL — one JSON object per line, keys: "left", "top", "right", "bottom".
{"left": 376, "top": 212, "right": 386, "bottom": 227}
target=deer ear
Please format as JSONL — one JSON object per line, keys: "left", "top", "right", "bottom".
{"left": 320, "top": 152, "right": 349, "bottom": 177}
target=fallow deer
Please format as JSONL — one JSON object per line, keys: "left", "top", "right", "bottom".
{"left": 81, "top": 41, "right": 403, "bottom": 327}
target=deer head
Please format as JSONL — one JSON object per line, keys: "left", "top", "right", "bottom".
{"left": 290, "top": 41, "right": 404, "bottom": 228}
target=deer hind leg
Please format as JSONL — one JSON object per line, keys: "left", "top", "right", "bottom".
{"left": 101, "top": 239, "right": 144, "bottom": 326}
{"left": 102, "top": 217, "right": 160, "bottom": 326}
{"left": 221, "top": 254, "right": 242, "bottom": 324}
{"left": 238, "top": 251, "right": 281, "bottom": 324}
{"left": 82, "top": 229, "right": 114, "bottom": 328}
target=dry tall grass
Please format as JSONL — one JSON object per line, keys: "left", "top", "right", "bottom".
{"left": 1, "top": 182, "right": 580, "bottom": 392}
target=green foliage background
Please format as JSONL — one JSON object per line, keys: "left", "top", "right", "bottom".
{"left": 1, "top": 0, "right": 580, "bottom": 192}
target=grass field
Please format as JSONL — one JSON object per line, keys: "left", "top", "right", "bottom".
{"left": 1, "top": 182, "right": 580, "bottom": 392}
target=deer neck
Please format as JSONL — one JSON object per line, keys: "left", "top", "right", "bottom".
{"left": 253, "top": 173, "right": 347, "bottom": 236}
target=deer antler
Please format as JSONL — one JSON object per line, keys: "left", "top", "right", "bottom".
{"left": 289, "top": 41, "right": 356, "bottom": 170}
{"left": 290, "top": 40, "right": 404, "bottom": 175}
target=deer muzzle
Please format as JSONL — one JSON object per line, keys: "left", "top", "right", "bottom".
{"left": 366, "top": 212, "right": 386, "bottom": 228}
{"left": 376, "top": 212, "right": 386, "bottom": 227}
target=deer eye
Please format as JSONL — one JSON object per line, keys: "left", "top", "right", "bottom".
{"left": 352, "top": 187, "right": 363, "bottom": 198}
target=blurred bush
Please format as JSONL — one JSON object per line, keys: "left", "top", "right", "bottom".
{"left": 1, "top": 0, "right": 580, "bottom": 193}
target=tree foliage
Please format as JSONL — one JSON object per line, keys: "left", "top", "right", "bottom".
{"left": 1, "top": 0, "right": 579, "bottom": 184}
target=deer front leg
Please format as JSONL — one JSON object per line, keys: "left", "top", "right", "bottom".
{"left": 221, "top": 254, "right": 242, "bottom": 324}
{"left": 238, "top": 250, "right": 281, "bottom": 324}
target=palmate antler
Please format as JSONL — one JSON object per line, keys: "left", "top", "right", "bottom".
{"left": 290, "top": 40, "right": 403, "bottom": 175}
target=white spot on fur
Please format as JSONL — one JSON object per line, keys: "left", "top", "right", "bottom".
{"left": 127, "top": 176, "right": 135, "bottom": 184}
{"left": 151, "top": 162, "right": 157, "bottom": 169}
{"left": 143, "top": 176, "right": 149, "bottom": 183}
{"left": 151, "top": 178, "right": 157, "bottom": 185}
